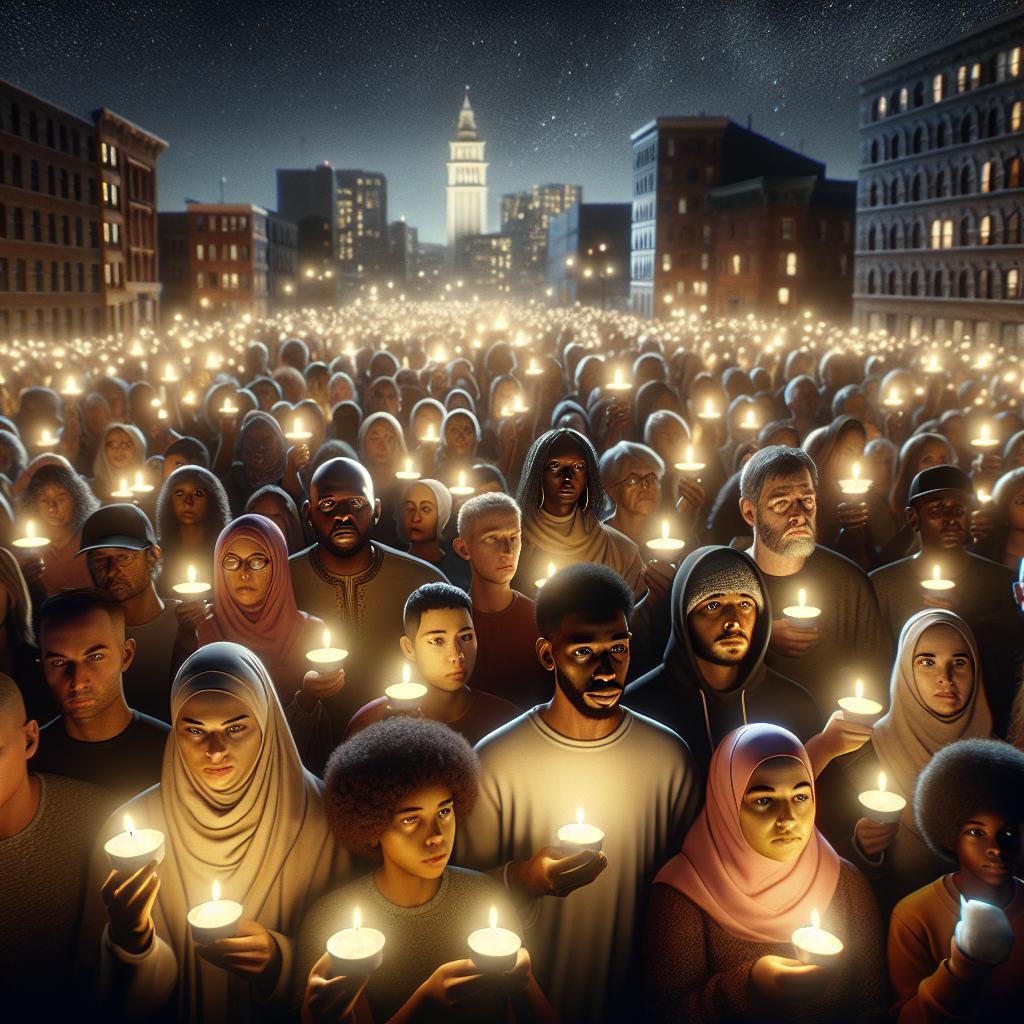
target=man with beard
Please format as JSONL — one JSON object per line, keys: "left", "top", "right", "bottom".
{"left": 289, "top": 457, "right": 445, "bottom": 736}
{"left": 456, "top": 562, "right": 699, "bottom": 1023}
{"left": 739, "top": 446, "right": 891, "bottom": 709}
{"left": 870, "top": 465, "right": 1023, "bottom": 734}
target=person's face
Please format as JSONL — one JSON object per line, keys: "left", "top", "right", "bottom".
{"left": 162, "top": 453, "right": 191, "bottom": 479}
{"left": 364, "top": 424, "right": 397, "bottom": 465}
{"left": 413, "top": 407, "right": 443, "bottom": 440}
{"left": 84, "top": 398, "right": 112, "bottom": 435}
{"left": 612, "top": 460, "right": 661, "bottom": 516}
{"left": 907, "top": 493, "right": 969, "bottom": 551}
{"left": 916, "top": 440, "right": 951, "bottom": 472}
{"left": 403, "top": 607, "right": 477, "bottom": 692}
{"left": 171, "top": 479, "right": 210, "bottom": 527}
{"left": 541, "top": 439, "right": 588, "bottom": 516}
{"left": 912, "top": 622, "right": 974, "bottom": 716}
{"left": 376, "top": 783, "right": 455, "bottom": 881}
{"left": 455, "top": 510, "right": 521, "bottom": 585}
{"left": 445, "top": 416, "right": 477, "bottom": 455}
{"left": 307, "top": 472, "right": 377, "bottom": 558}
{"left": 402, "top": 484, "right": 439, "bottom": 545}
{"left": 687, "top": 591, "right": 757, "bottom": 666}
{"left": 738, "top": 756, "right": 815, "bottom": 862}
{"left": 368, "top": 385, "right": 400, "bottom": 417}
{"left": 105, "top": 428, "right": 137, "bottom": 469}
{"left": 0, "top": 708, "right": 38, "bottom": 810}
{"left": 1008, "top": 487, "right": 1024, "bottom": 531}
{"left": 329, "top": 378, "right": 354, "bottom": 405}
{"left": 646, "top": 421, "right": 685, "bottom": 465}
{"left": 538, "top": 610, "right": 630, "bottom": 719}
{"left": 176, "top": 690, "right": 262, "bottom": 793}
{"left": 251, "top": 380, "right": 278, "bottom": 411}
{"left": 87, "top": 546, "right": 158, "bottom": 602}
{"left": 221, "top": 535, "right": 273, "bottom": 612}
{"left": 955, "top": 811, "right": 1021, "bottom": 890}
{"left": 743, "top": 469, "right": 817, "bottom": 557}
{"left": 788, "top": 380, "right": 818, "bottom": 418}
{"left": 40, "top": 608, "right": 133, "bottom": 722}
{"left": 35, "top": 483, "right": 74, "bottom": 531}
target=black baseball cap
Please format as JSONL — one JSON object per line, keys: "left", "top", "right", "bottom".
{"left": 906, "top": 465, "right": 973, "bottom": 506}
{"left": 77, "top": 504, "right": 157, "bottom": 554}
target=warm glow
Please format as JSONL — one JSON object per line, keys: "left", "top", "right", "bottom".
{"left": 488, "top": 906, "right": 498, "bottom": 930}
{"left": 932, "top": 564, "right": 942, "bottom": 580}
{"left": 323, "top": 628, "right": 331, "bottom": 649}
{"left": 187, "top": 566, "right": 196, "bottom": 584}
{"left": 124, "top": 813, "right": 135, "bottom": 837}
{"left": 212, "top": 881, "right": 221, "bottom": 902}
{"left": 353, "top": 907, "right": 362, "bottom": 930}
{"left": 798, "top": 589, "right": 807, "bottom": 608}
{"left": 810, "top": 908, "right": 820, "bottom": 930}
{"left": 878, "top": 772, "right": 887, "bottom": 793}
{"left": 402, "top": 663, "right": 411, "bottom": 685}
{"left": 855, "top": 679, "right": 863, "bottom": 699}
{"left": 661, "top": 520, "right": 670, "bottom": 539}
{"left": 576, "top": 806, "right": 584, "bottom": 825}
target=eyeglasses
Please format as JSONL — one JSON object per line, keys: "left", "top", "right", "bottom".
{"left": 222, "top": 554, "right": 270, "bottom": 573}
{"left": 619, "top": 473, "right": 659, "bottom": 491}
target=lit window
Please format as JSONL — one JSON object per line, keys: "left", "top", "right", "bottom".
{"left": 932, "top": 220, "right": 942, "bottom": 249}
{"left": 100, "top": 142, "right": 108, "bottom": 163}
{"left": 700, "top": 253, "right": 710, "bottom": 270}
{"left": 677, "top": 197, "right": 687, "bottom": 214}
{"left": 957, "top": 66, "right": 968, "bottom": 92}
{"left": 1008, "top": 268, "right": 1019, "bottom": 297}
{"left": 1013, "top": 102, "right": 1022, "bottom": 131}
{"left": 662, "top": 253, "right": 672, "bottom": 272}
{"left": 230, "top": 244, "right": 238, "bottom": 260}
{"left": 730, "top": 254, "right": 741, "bottom": 275}
{"left": 878, "top": 96, "right": 887, "bottom": 117}
{"left": 101, "top": 180, "right": 109, "bottom": 204}
{"left": 899, "top": 87, "right": 908, "bottom": 110}
{"left": 103, "top": 222, "right": 110, "bottom": 243}
{"left": 692, "top": 280, "right": 707, "bottom": 296}
{"left": 786, "top": 252, "right": 798, "bottom": 276}
{"left": 980, "top": 216, "right": 992, "bottom": 244}
{"left": 1013, "top": 47, "right": 1023, "bottom": 77}
{"left": 933, "top": 74, "right": 945, "bottom": 102}
{"left": 982, "top": 161, "right": 993, "bottom": 192}
{"left": 209, "top": 244, "right": 217, "bottom": 260}
{"left": 943, "top": 219, "right": 954, "bottom": 248}
{"left": 971, "top": 63, "right": 981, "bottom": 88}
{"left": 778, "top": 287, "right": 790, "bottom": 305}
{"left": 196, "top": 244, "right": 204, "bottom": 260}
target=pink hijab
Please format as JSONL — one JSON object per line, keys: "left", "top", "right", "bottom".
{"left": 198, "top": 514, "right": 322, "bottom": 698}
{"left": 655, "top": 723, "right": 841, "bottom": 944}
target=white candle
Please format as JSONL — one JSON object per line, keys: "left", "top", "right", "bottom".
{"left": 12, "top": 519, "right": 50, "bottom": 550}
{"left": 385, "top": 664, "right": 427, "bottom": 711}
{"left": 739, "top": 409, "right": 758, "bottom": 431}
{"left": 858, "top": 771, "right": 906, "bottom": 824}
{"left": 924, "top": 355, "right": 942, "bottom": 374}
{"left": 535, "top": 561, "right": 557, "bottom": 589}
{"left": 976, "top": 489, "right": 992, "bottom": 504}
{"left": 104, "top": 813, "right": 165, "bottom": 874}
{"left": 838, "top": 461, "right": 872, "bottom": 496}
{"left": 62, "top": 376, "right": 82, "bottom": 396}
{"left": 129, "top": 470, "right": 154, "bottom": 494}
{"left": 674, "top": 446, "right": 706, "bottom": 473}
{"left": 698, "top": 399, "right": 721, "bottom": 420}
{"left": 557, "top": 807, "right": 604, "bottom": 853}
{"left": 172, "top": 564, "right": 212, "bottom": 596}
{"left": 792, "top": 908, "right": 844, "bottom": 966}
{"left": 182, "top": 390, "right": 198, "bottom": 407}
{"left": 450, "top": 471, "right": 474, "bottom": 496}
{"left": 161, "top": 364, "right": 179, "bottom": 383}
{"left": 646, "top": 519, "right": 686, "bottom": 553}
{"left": 219, "top": 400, "right": 238, "bottom": 415}
{"left": 111, "top": 477, "right": 134, "bottom": 499}
{"left": 37, "top": 428, "right": 57, "bottom": 448}
{"left": 781, "top": 589, "right": 821, "bottom": 628}
{"left": 970, "top": 424, "right": 999, "bottom": 450}
{"left": 285, "top": 417, "right": 312, "bottom": 442}
{"left": 187, "top": 881, "right": 243, "bottom": 944}
{"left": 525, "top": 358, "right": 544, "bottom": 377}
{"left": 306, "top": 628, "right": 348, "bottom": 669}
{"left": 419, "top": 424, "right": 440, "bottom": 444}
{"left": 395, "top": 457, "right": 421, "bottom": 481}
{"left": 837, "top": 679, "right": 884, "bottom": 726}
{"left": 606, "top": 368, "right": 632, "bottom": 393}
{"left": 883, "top": 389, "right": 903, "bottom": 409}
{"left": 468, "top": 906, "right": 522, "bottom": 973}
{"left": 921, "top": 563, "right": 955, "bottom": 591}
{"left": 327, "top": 908, "right": 386, "bottom": 977}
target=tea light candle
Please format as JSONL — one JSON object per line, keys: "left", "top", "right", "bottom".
{"left": 858, "top": 771, "right": 906, "bottom": 824}
{"left": 646, "top": 519, "right": 686, "bottom": 554}
{"left": 12, "top": 520, "right": 49, "bottom": 550}
{"left": 924, "top": 355, "right": 942, "bottom": 374}
{"left": 218, "top": 399, "right": 239, "bottom": 416}
{"left": 976, "top": 488, "right": 992, "bottom": 504}
{"left": 62, "top": 376, "right": 82, "bottom": 397}
{"left": 385, "top": 664, "right": 427, "bottom": 712}
{"left": 129, "top": 470, "right": 154, "bottom": 494}
{"left": 104, "top": 813, "right": 165, "bottom": 874}
{"left": 450, "top": 471, "right": 474, "bottom": 497}
{"left": 511, "top": 394, "right": 529, "bottom": 415}
{"left": 921, "top": 563, "right": 955, "bottom": 591}
{"left": 161, "top": 364, "right": 179, "bottom": 383}
{"left": 838, "top": 462, "right": 872, "bottom": 496}
{"left": 781, "top": 589, "right": 821, "bottom": 628}
{"left": 37, "top": 428, "right": 57, "bottom": 448}
{"left": 111, "top": 477, "right": 134, "bottom": 499}
{"left": 419, "top": 424, "right": 440, "bottom": 444}
{"left": 883, "top": 389, "right": 903, "bottom": 408}
{"left": 284, "top": 417, "right": 313, "bottom": 441}
{"left": 557, "top": 807, "right": 604, "bottom": 853}
{"left": 674, "top": 446, "right": 706, "bottom": 473}
{"left": 306, "top": 628, "right": 348, "bottom": 670}
{"left": 606, "top": 368, "right": 632, "bottom": 393}
{"left": 837, "top": 679, "right": 883, "bottom": 725}
{"left": 525, "top": 357, "right": 544, "bottom": 377}
{"left": 182, "top": 390, "right": 198, "bottom": 407}
{"left": 698, "top": 399, "right": 721, "bottom": 421}
{"left": 172, "top": 565, "right": 212, "bottom": 597}
{"left": 535, "top": 561, "right": 557, "bottom": 589}
{"left": 188, "top": 881, "right": 243, "bottom": 945}
{"left": 468, "top": 906, "right": 522, "bottom": 973}
{"left": 327, "top": 908, "right": 385, "bottom": 977}
{"left": 970, "top": 424, "right": 999, "bottom": 450}
{"left": 395, "top": 458, "right": 421, "bottom": 481}
{"left": 738, "top": 409, "right": 758, "bottom": 432}
{"left": 792, "top": 908, "right": 843, "bottom": 966}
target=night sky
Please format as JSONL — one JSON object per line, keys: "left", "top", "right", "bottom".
{"left": 3, "top": 0, "right": 1019, "bottom": 243}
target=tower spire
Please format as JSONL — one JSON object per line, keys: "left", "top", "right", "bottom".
{"left": 457, "top": 87, "right": 478, "bottom": 138}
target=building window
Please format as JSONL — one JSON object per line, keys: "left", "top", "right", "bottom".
{"left": 1008, "top": 268, "right": 1020, "bottom": 298}
{"left": 692, "top": 280, "right": 707, "bottom": 296}
{"left": 785, "top": 252, "right": 798, "bottom": 276}
{"left": 877, "top": 96, "right": 887, "bottom": 118}
{"left": 899, "top": 87, "right": 908, "bottom": 111}
{"left": 931, "top": 220, "right": 942, "bottom": 249}
{"left": 196, "top": 244, "right": 204, "bottom": 260}
{"left": 957, "top": 66, "right": 968, "bottom": 92}
{"left": 662, "top": 254, "right": 672, "bottom": 272}
{"left": 778, "top": 287, "right": 790, "bottom": 305}
{"left": 979, "top": 215, "right": 992, "bottom": 244}
{"left": 933, "top": 74, "right": 945, "bottom": 102}
{"left": 943, "top": 219, "right": 954, "bottom": 248}
{"left": 677, "top": 198, "right": 687, "bottom": 214}
{"left": 700, "top": 253, "right": 709, "bottom": 270}
{"left": 781, "top": 217, "right": 794, "bottom": 240}
{"left": 730, "top": 254, "right": 741, "bottom": 275}
{"left": 982, "top": 161, "right": 993, "bottom": 192}
{"left": 229, "top": 244, "right": 238, "bottom": 260}
{"left": 209, "top": 244, "right": 217, "bottom": 260}
{"left": 839, "top": 254, "right": 848, "bottom": 276}
{"left": 1009, "top": 157, "right": 1022, "bottom": 188}
{"left": 970, "top": 63, "right": 982, "bottom": 89}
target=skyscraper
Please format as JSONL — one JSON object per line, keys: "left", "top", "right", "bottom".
{"left": 501, "top": 183, "right": 582, "bottom": 288}
{"left": 446, "top": 89, "right": 487, "bottom": 263}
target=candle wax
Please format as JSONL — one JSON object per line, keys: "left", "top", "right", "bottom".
{"left": 104, "top": 827, "right": 166, "bottom": 874}
{"left": 327, "top": 926, "right": 386, "bottom": 976}
{"left": 468, "top": 925, "right": 522, "bottom": 973}
{"left": 858, "top": 789, "right": 907, "bottom": 824}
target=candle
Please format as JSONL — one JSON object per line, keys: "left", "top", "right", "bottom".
{"left": 646, "top": 519, "right": 686, "bottom": 554}
{"left": 161, "top": 363, "right": 179, "bottom": 383}
{"left": 419, "top": 424, "right": 440, "bottom": 444}
{"left": 557, "top": 807, "right": 604, "bottom": 853}
{"left": 525, "top": 357, "right": 544, "bottom": 377}
{"left": 306, "top": 628, "right": 348, "bottom": 670}
{"left": 284, "top": 417, "right": 313, "bottom": 441}
{"left": 468, "top": 906, "right": 522, "bottom": 973}
{"left": 883, "top": 389, "right": 903, "bottom": 408}
{"left": 172, "top": 564, "right": 212, "bottom": 596}
{"left": 739, "top": 409, "right": 758, "bottom": 431}
{"left": 921, "top": 563, "right": 955, "bottom": 591}
{"left": 385, "top": 664, "right": 427, "bottom": 712}
{"left": 674, "top": 445, "right": 706, "bottom": 473}
{"left": 606, "top": 367, "right": 632, "bottom": 393}
{"left": 858, "top": 771, "right": 907, "bottom": 824}
{"left": 395, "top": 458, "right": 421, "bottom": 481}
{"left": 970, "top": 424, "right": 999, "bottom": 450}
{"left": 111, "top": 477, "right": 134, "bottom": 499}
{"left": 698, "top": 399, "right": 721, "bottom": 420}
{"left": 218, "top": 399, "right": 239, "bottom": 416}
{"left": 104, "top": 813, "right": 166, "bottom": 874}
{"left": 62, "top": 376, "right": 82, "bottom": 396}
{"left": 511, "top": 394, "right": 529, "bottom": 415}
{"left": 12, "top": 520, "right": 50, "bottom": 550}
{"left": 838, "top": 461, "right": 872, "bottom": 496}
{"left": 327, "top": 908, "right": 386, "bottom": 977}
{"left": 792, "top": 908, "right": 844, "bottom": 966}
{"left": 837, "top": 679, "right": 883, "bottom": 725}
{"left": 188, "top": 881, "right": 243, "bottom": 944}
{"left": 182, "top": 389, "right": 198, "bottom": 407}
{"left": 924, "top": 355, "right": 942, "bottom": 374}
{"left": 450, "top": 471, "right": 474, "bottom": 497}
{"left": 535, "top": 561, "right": 557, "bottom": 589}
{"left": 129, "top": 470, "right": 154, "bottom": 494}
{"left": 781, "top": 589, "right": 821, "bottom": 628}
{"left": 37, "top": 428, "right": 57, "bottom": 448}
{"left": 976, "top": 488, "right": 992, "bottom": 504}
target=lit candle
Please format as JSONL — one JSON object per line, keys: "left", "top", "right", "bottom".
{"left": 924, "top": 355, "right": 942, "bottom": 374}
{"left": 674, "top": 445, "right": 706, "bottom": 473}
{"left": 62, "top": 375, "right": 82, "bottom": 397}
{"left": 284, "top": 417, "right": 313, "bottom": 441}
{"left": 525, "top": 357, "right": 544, "bottom": 377}
{"left": 646, "top": 519, "right": 686, "bottom": 554}
{"left": 976, "top": 488, "right": 992, "bottom": 504}
{"left": 791, "top": 908, "right": 844, "bottom": 966}
{"left": 111, "top": 477, "right": 134, "bottom": 499}
{"left": 306, "top": 628, "right": 348, "bottom": 670}
{"left": 557, "top": 807, "right": 604, "bottom": 853}
{"left": 104, "top": 813, "right": 166, "bottom": 874}
{"left": 468, "top": 906, "right": 522, "bottom": 973}
{"left": 37, "top": 428, "right": 57, "bottom": 448}
{"left": 419, "top": 424, "right": 440, "bottom": 444}
{"left": 921, "top": 563, "right": 955, "bottom": 591}
{"left": 182, "top": 389, "right": 198, "bottom": 407}
{"left": 218, "top": 398, "right": 239, "bottom": 416}
{"left": 535, "top": 561, "right": 557, "bottom": 590}
{"left": 970, "top": 424, "right": 999, "bottom": 450}
{"left": 327, "top": 908, "right": 386, "bottom": 977}
{"left": 395, "top": 458, "right": 421, "bottom": 481}
{"left": 781, "top": 589, "right": 821, "bottom": 629}
{"left": 698, "top": 399, "right": 721, "bottom": 421}
{"left": 883, "top": 389, "right": 903, "bottom": 408}
{"left": 838, "top": 461, "right": 872, "bottom": 496}
{"left": 129, "top": 470, "right": 154, "bottom": 494}
{"left": 857, "top": 771, "right": 907, "bottom": 824}
{"left": 385, "top": 664, "right": 427, "bottom": 712}
{"left": 511, "top": 394, "right": 529, "bottom": 415}
{"left": 739, "top": 409, "right": 758, "bottom": 431}
{"left": 12, "top": 519, "right": 50, "bottom": 550}
{"left": 188, "top": 881, "right": 243, "bottom": 945}
{"left": 606, "top": 367, "right": 632, "bottom": 393}
{"left": 837, "top": 679, "right": 884, "bottom": 726}
{"left": 161, "top": 363, "right": 178, "bottom": 383}
{"left": 172, "top": 564, "right": 212, "bottom": 596}
{"left": 450, "top": 471, "right": 474, "bottom": 497}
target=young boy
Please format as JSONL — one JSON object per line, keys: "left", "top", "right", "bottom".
{"left": 345, "top": 582, "right": 518, "bottom": 745}
{"left": 888, "top": 738, "right": 1024, "bottom": 1020}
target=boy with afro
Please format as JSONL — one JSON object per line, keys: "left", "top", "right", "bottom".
{"left": 888, "top": 738, "right": 1024, "bottom": 1022}
{"left": 295, "top": 717, "right": 557, "bottom": 1024}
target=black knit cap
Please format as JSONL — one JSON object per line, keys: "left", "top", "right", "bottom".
{"left": 907, "top": 465, "right": 973, "bottom": 506}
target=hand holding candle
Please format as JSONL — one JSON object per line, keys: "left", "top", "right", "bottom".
{"left": 675, "top": 445, "right": 706, "bottom": 474}
{"left": 285, "top": 417, "right": 313, "bottom": 441}
{"left": 327, "top": 908, "right": 386, "bottom": 977}
{"left": 646, "top": 519, "right": 685, "bottom": 554}
{"left": 172, "top": 564, "right": 212, "bottom": 596}
{"left": 781, "top": 589, "right": 821, "bottom": 629}
{"left": 557, "top": 807, "right": 604, "bottom": 853}
{"left": 385, "top": 663, "right": 427, "bottom": 713}
{"left": 791, "top": 908, "right": 843, "bottom": 966}
{"left": 188, "top": 881, "right": 243, "bottom": 944}
{"left": 12, "top": 519, "right": 49, "bottom": 550}
{"left": 838, "top": 461, "right": 872, "bottom": 496}
{"left": 468, "top": 906, "right": 522, "bottom": 973}
{"left": 306, "top": 628, "right": 348, "bottom": 671}
{"left": 104, "top": 813, "right": 165, "bottom": 874}
{"left": 858, "top": 772, "right": 906, "bottom": 824}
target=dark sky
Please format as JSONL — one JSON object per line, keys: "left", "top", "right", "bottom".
{"left": 3, "top": 0, "right": 1019, "bottom": 242}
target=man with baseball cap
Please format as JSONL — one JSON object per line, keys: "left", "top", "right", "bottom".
{"left": 870, "top": 465, "right": 1023, "bottom": 733}
{"left": 78, "top": 503, "right": 198, "bottom": 722}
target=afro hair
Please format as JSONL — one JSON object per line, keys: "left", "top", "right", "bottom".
{"left": 323, "top": 717, "right": 479, "bottom": 861}
{"left": 914, "top": 738, "right": 1024, "bottom": 862}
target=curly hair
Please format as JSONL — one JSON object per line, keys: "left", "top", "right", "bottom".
{"left": 20, "top": 461, "right": 99, "bottom": 533}
{"left": 324, "top": 717, "right": 479, "bottom": 861}
{"left": 155, "top": 466, "right": 231, "bottom": 554}
{"left": 914, "top": 738, "right": 1024, "bottom": 862}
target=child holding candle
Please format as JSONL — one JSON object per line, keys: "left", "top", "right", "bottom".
{"left": 888, "top": 738, "right": 1024, "bottom": 1021}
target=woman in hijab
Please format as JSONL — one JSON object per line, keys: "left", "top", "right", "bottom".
{"left": 86, "top": 642, "right": 350, "bottom": 1022}
{"left": 434, "top": 408, "right": 481, "bottom": 484}
{"left": 642, "top": 723, "right": 885, "bottom": 1023}
{"left": 197, "top": 516, "right": 337, "bottom": 771}
{"left": 91, "top": 422, "right": 147, "bottom": 504}
{"left": 395, "top": 479, "right": 470, "bottom": 590}
{"left": 328, "top": 400, "right": 362, "bottom": 449}
{"left": 357, "top": 411, "right": 407, "bottom": 547}
{"left": 845, "top": 609, "right": 993, "bottom": 913}
{"left": 223, "top": 412, "right": 295, "bottom": 515}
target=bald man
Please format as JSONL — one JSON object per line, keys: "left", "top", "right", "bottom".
{"left": 289, "top": 458, "right": 444, "bottom": 749}
{"left": 0, "top": 674, "right": 112, "bottom": 1015}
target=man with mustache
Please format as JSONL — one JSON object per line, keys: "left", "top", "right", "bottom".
{"left": 289, "top": 457, "right": 445, "bottom": 737}
{"left": 456, "top": 562, "right": 699, "bottom": 1023}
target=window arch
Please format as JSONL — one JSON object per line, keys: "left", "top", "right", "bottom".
{"left": 868, "top": 225, "right": 878, "bottom": 250}
{"left": 887, "top": 269, "right": 898, "bottom": 295}
{"left": 876, "top": 96, "right": 887, "bottom": 119}
{"left": 933, "top": 74, "right": 946, "bottom": 102}
{"left": 977, "top": 267, "right": 993, "bottom": 299}
{"left": 913, "top": 81, "right": 925, "bottom": 107}
{"left": 867, "top": 269, "right": 878, "bottom": 294}
{"left": 1007, "top": 267, "right": 1019, "bottom": 298}
{"left": 982, "top": 160, "right": 993, "bottom": 192}
{"left": 889, "top": 223, "right": 900, "bottom": 249}
{"left": 933, "top": 269, "right": 945, "bottom": 296}
{"left": 960, "top": 112, "right": 975, "bottom": 143}
{"left": 891, "top": 133, "right": 901, "bottom": 159}
{"left": 958, "top": 269, "right": 970, "bottom": 298}
{"left": 960, "top": 217, "right": 972, "bottom": 247}
{"left": 979, "top": 215, "right": 993, "bottom": 245}
{"left": 1007, "top": 156, "right": 1021, "bottom": 188}
{"left": 911, "top": 221, "right": 923, "bottom": 248}
{"left": 911, "top": 173, "right": 923, "bottom": 201}
{"left": 936, "top": 121, "right": 947, "bottom": 147}
{"left": 1012, "top": 101, "right": 1022, "bottom": 132}
{"left": 958, "top": 163, "right": 972, "bottom": 195}
{"left": 934, "top": 169, "right": 946, "bottom": 197}
{"left": 909, "top": 270, "right": 921, "bottom": 296}
{"left": 986, "top": 107, "right": 999, "bottom": 138}
{"left": 869, "top": 181, "right": 879, "bottom": 207}
{"left": 1007, "top": 208, "right": 1022, "bottom": 244}
{"left": 870, "top": 138, "right": 880, "bottom": 163}
{"left": 911, "top": 126, "right": 924, "bottom": 153}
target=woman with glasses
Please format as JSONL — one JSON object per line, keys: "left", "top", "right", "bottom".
{"left": 599, "top": 441, "right": 670, "bottom": 549}
{"left": 91, "top": 422, "right": 148, "bottom": 504}
{"left": 198, "top": 514, "right": 342, "bottom": 771}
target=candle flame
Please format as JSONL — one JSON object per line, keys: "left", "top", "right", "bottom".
{"left": 547, "top": 561, "right": 556, "bottom": 578}
{"left": 703, "top": 399, "right": 715, "bottom": 415}
{"left": 576, "top": 806, "right": 584, "bottom": 825}
{"left": 322, "top": 628, "right": 331, "bottom": 649}
{"left": 878, "top": 772, "right": 887, "bottom": 793}
{"left": 661, "top": 520, "right": 669, "bottom": 540}
{"left": 123, "top": 813, "right": 135, "bottom": 837}
{"left": 489, "top": 905, "right": 498, "bottom": 929}
{"left": 187, "top": 565, "right": 196, "bottom": 584}
{"left": 613, "top": 368, "right": 624, "bottom": 386}
{"left": 212, "top": 880, "right": 221, "bottom": 902}
{"left": 26, "top": 520, "right": 36, "bottom": 539}
{"left": 134, "top": 471, "right": 144, "bottom": 488}
{"left": 854, "top": 679, "right": 863, "bottom": 699}
{"left": 353, "top": 907, "right": 362, "bottom": 930}
{"left": 402, "top": 663, "right": 411, "bottom": 685}
{"left": 810, "top": 908, "right": 820, "bottom": 929}
{"left": 119, "top": 478, "right": 128, "bottom": 493}
{"left": 798, "top": 588, "right": 806, "bottom": 608}
{"left": 293, "top": 417, "right": 302, "bottom": 434}
{"left": 405, "top": 458, "right": 413, "bottom": 472}
{"left": 458, "top": 471, "right": 466, "bottom": 487}
{"left": 852, "top": 461, "right": 861, "bottom": 481}
{"left": 685, "top": 445, "right": 693, "bottom": 463}
{"left": 932, "top": 564, "right": 941, "bottom": 581}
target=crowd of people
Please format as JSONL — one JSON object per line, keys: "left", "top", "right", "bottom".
{"left": 1, "top": 300, "right": 1023, "bottom": 1023}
